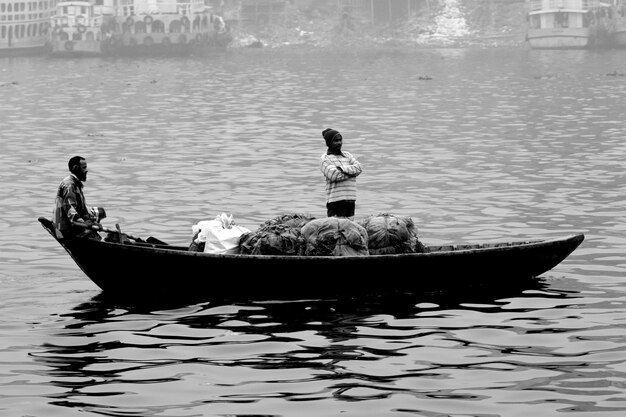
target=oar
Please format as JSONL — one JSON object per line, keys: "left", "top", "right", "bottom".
{"left": 73, "top": 221, "right": 143, "bottom": 241}
{"left": 114, "top": 223, "right": 127, "bottom": 243}
{"left": 72, "top": 221, "right": 169, "bottom": 245}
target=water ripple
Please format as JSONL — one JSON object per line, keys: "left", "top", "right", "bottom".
{"left": 1, "top": 48, "right": 626, "bottom": 416}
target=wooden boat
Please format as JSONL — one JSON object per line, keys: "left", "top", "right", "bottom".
{"left": 39, "top": 217, "right": 584, "bottom": 301}
{"left": 48, "top": 1, "right": 103, "bottom": 57}
{"left": 526, "top": 0, "right": 612, "bottom": 49}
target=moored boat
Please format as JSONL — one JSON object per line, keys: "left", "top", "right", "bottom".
{"left": 48, "top": 1, "right": 103, "bottom": 57}
{"left": 99, "top": 0, "right": 232, "bottom": 56}
{"left": 526, "top": 0, "right": 612, "bottom": 49}
{"left": 0, "top": 0, "right": 54, "bottom": 55}
{"left": 38, "top": 217, "right": 585, "bottom": 301}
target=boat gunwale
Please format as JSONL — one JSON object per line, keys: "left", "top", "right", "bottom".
{"left": 86, "top": 232, "right": 585, "bottom": 261}
{"left": 38, "top": 217, "right": 584, "bottom": 262}
{"left": 56, "top": 1, "right": 93, "bottom": 6}
{"left": 528, "top": 9, "right": 592, "bottom": 14}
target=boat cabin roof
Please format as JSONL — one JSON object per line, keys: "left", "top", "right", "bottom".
{"left": 57, "top": 1, "right": 92, "bottom": 6}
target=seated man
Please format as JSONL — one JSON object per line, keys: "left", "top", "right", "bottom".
{"left": 53, "top": 156, "right": 104, "bottom": 240}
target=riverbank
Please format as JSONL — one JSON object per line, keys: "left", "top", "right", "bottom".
{"left": 228, "top": 1, "right": 527, "bottom": 50}
{"left": 231, "top": 22, "right": 527, "bottom": 50}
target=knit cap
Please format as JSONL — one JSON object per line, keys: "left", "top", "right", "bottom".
{"left": 322, "top": 128, "right": 340, "bottom": 146}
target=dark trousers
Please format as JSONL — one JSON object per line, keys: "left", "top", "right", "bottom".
{"left": 326, "top": 200, "right": 355, "bottom": 218}
{"left": 67, "top": 226, "right": 102, "bottom": 241}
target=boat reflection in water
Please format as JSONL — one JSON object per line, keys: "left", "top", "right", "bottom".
{"left": 26, "top": 277, "right": 575, "bottom": 416}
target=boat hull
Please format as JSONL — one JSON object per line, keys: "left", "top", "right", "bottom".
{"left": 101, "top": 31, "right": 231, "bottom": 56}
{"left": 0, "top": 33, "right": 49, "bottom": 55}
{"left": 611, "top": 29, "right": 626, "bottom": 46}
{"left": 49, "top": 39, "right": 102, "bottom": 57}
{"left": 527, "top": 28, "right": 592, "bottom": 49}
{"left": 0, "top": 45, "right": 47, "bottom": 56}
{"left": 100, "top": 13, "right": 232, "bottom": 56}
{"left": 39, "top": 218, "right": 584, "bottom": 301}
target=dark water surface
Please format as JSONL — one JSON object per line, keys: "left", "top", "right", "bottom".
{"left": 1, "top": 47, "right": 625, "bottom": 416}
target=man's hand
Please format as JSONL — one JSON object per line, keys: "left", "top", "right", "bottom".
{"left": 75, "top": 218, "right": 97, "bottom": 229}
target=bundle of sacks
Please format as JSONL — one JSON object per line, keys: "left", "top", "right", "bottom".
{"left": 357, "top": 213, "right": 425, "bottom": 254}
{"left": 301, "top": 217, "right": 369, "bottom": 256}
{"left": 239, "top": 213, "right": 315, "bottom": 255}
{"left": 240, "top": 214, "right": 372, "bottom": 257}
{"left": 189, "top": 212, "right": 424, "bottom": 256}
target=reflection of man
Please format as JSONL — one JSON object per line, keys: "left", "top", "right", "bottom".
{"left": 53, "top": 156, "right": 103, "bottom": 239}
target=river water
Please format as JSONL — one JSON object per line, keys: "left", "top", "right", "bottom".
{"left": 1, "top": 46, "right": 625, "bottom": 416}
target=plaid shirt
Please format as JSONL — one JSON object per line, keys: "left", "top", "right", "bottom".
{"left": 53, "top": 174, "right": 91, "bottom": 234}
{"left": 320, "top": 151, "right": 362, "bottom": 203}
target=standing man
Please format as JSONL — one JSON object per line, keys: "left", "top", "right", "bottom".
{"left": 320, "top": 128, "right": 362, "bottom": 218}
{"left": 53, "top": 156, "right": 103, "bottom": 239}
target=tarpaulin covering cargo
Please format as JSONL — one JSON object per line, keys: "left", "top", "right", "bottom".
{"left": 301, "top": 217, "right": 369, "bottom": 256}
{"left": 358, "top": 213, "right": 425, "bottom": 254}
{"left": 259, "top": 213, "right": 315, "bottom": 230}
{"left": 239, "top": 213, "right": 315, "bottom": 255}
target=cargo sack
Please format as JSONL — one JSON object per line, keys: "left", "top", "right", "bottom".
{"left": 191, "top": 213, "right": 251, "bottom": 254}
{"left": 238, "top": 213, "right": 314, "bottom": 256}
{"left": 239, "top": 223, "right": 305, "bottom": 255}
{"left": 301, "top": 217, "right": 369, "bottom": 256}
{"left": 358, "top": 213, "right": 425, "bottom": 254}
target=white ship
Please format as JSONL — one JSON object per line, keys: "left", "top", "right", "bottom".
{"left": 526, "top": 0, "right": 612, "bottom": 49}
{"left": 1, "top": 0, "right": 56, "bottom": 54}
